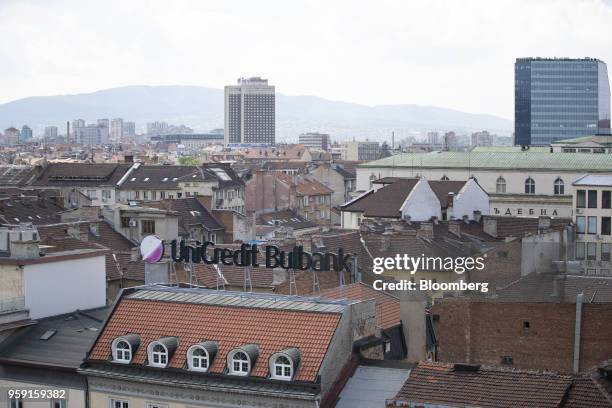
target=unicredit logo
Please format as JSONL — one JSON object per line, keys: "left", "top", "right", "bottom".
{"left": 170, "top": 240, "right": 353, "bottom": 272}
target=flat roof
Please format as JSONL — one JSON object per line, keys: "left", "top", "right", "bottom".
{"left": 573, "top": 174, "right": 612, "bottom": 187}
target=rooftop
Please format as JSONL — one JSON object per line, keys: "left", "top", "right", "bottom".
{"left": 573, "top": 174, "right": 612, "bottom": 187}
{"left": 359, "top": 151, "right": 612, "bottom": 172}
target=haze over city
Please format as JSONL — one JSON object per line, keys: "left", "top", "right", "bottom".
{"left": 2, "top": 0, "right": 612, "bottom": 119}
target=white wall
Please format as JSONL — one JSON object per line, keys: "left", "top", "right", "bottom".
{"left": 401, "top": 179, "right": 441, "bottom": 222}
{"left": 24, "top": 255, "right": 106, "bottom": 319}
{"left": 451, "top": 179, "right": 490, "bottom": 220}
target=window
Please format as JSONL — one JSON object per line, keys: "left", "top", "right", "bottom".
{"left": 87, "top": 190, "right": 98, "bottom": 200}
{"left": 152, "top": 191, "right": 157, "bottom": 200}
{"left": 603, "top": 191, "right": 611, "bottom": 209}
{"left": 576, "top": 216, "right": 586, "bottom": 234}
{"left": 602, "top": 243, "right": 611, "bottom": 261}
{"left": 160, "top": 191, "right": 166, "bottom": 199}
{"left": 576, "top": 242, "right": 585, "bottom": 260}
{"left": 524, "top": 177, "right": 535, "bottom": 194}
{"left": 496, "top": 177, "right": 506, "bottom": 193}
{"left": 603, "top": 217, "right": 611, "bottom": 236}
{"left": 188, "top": 346, "right": 209, "bottom": 371}
{"left": 121, "top": 217, "right": 130, "bottom": 228}
{"left": 143, "top": 191, "right": 149, "bottom": 200}
{"left": 553, "top": 178, "right": 564, "bottom": 195}
{"left": 135, "top": 190, "right": 140, "bottom": 199}
{"left": 522, "top": 321, "right": 530, "bottom": 335}
{"left": 149, "top": 343, "right": 168, "bottom": 367}
{"left": 51, "top": 400, "right": 66, "bottom": 408}
{"left": 112, "top": 339, "right": 132, "bottom": 363}
{"left": 230, "top": 351, "right": 250, "bottom": 375}
{"left": 147, "top": 404, "right": 168, "bottom": 408}
{"left": 9, "top": 399, "right": 23, "bottom": 408}
{"left": 110, "top": 399, "right": 129, "bottom": 408}
{"left": 142, "top": 220, "right": 155, "bottom": 234}
{"left": 577, "top": 190, "right": 586, "bottom": 208}
{"left": 587, "top": 242, "right": 597, "bottom": 260}
{"left": 273, "top": 355, "right": 292, "bottom": 380}
{"left": 588, "top": 190, "right": 598, "bottom": 208}
{"left": 588, "top": 216, "right": 597, "bottom": 234}
{"left": 102, "top": 190, "right": 111, "bottom": 200}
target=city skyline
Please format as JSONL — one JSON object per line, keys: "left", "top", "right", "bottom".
{"left": 1, "top": 0, "right": 612, "bottom": 119}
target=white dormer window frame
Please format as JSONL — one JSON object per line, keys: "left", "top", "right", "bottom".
{"left": 227, "top": 350, "right": 250, "bottom": 376}
{"left": 187, "top": 345, "right": 210, "bottom": 372}
{"left": 147, "top": 342, "right": 169, "bottom": 368}
{"left": 270, "top": 354, "right": 293, "bottom": 381}
{"left": 111, "top": 338, "right": 132, "bottom": 364}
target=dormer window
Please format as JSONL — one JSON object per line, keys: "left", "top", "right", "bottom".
{"left": 115, "top": 340, "right": 131, "bottom": 362}
{"left": 231, "top": 351, "right": 249, "bottom": 375}
{"left": 273, "top": 356, "right": 292, "bottom": 379}
{"left": 111, "top": 335, "right": 140, "bottom": 364}
{"left": 186, "top": 342, "right": 218, "bottom": 372}
{"left": 151, "top": 344, "right": 167, "bottom": 366}
{"left": 269, "top": 348, "right": 300, "bottom": 381}
{"left": 147, "top": 337, "right": 178, "bottom": 368}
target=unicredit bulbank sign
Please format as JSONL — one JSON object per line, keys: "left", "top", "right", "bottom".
{"left": 140, "top": 235, "right": 353, "bottom": 272}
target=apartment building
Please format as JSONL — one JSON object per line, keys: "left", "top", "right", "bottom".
{"left": 572, "top": 175, "right": 612, "bottom": 276}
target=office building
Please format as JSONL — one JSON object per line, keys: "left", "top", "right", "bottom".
{"left": 471, "top": 130, "right": 494, "bottom": 147}
{"left": 3, "top": 127, "right": 20, "bottom": 145}
{"left": 123, "top": 121, "right": 136, "bottom": 137}
{"left": 44, "top": 126, "right": 58, "bottom": 140}
{"left": 343, "top": 141, "right": 380, "bottom": 161}
{"left": 224, "top": 77, "right": 275, "bottom": 145}
{"left": 299, "top": 132, "right": 330, "bottom": 150}
{"left": 20, "top": 125, "right": 32, "bottom": 141}
{"left": 72, "top": 118, "right": 85, "bottom": 143}
{"left": 515, "top": 57, "right": 611, "bottom": 146}
{"left": 110, "top": 118, "right": 123, "bottom": 141}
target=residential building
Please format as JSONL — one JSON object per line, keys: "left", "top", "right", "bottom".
{"left": 72, "top": 118, "right": 85, "bottom": 143}
{"left": 427, "top": 131, "right": 440, "bottom": 145}
{"left": 20, "top": 125, "right": 32, "bottom": 141}
{"left": 341, "top": 177, "right": 489, "bottom": 229}
{"left": 79, "top": 285, "right": 378, "bottom": 408}
{"left": 31, "top": 162, "right": 133, "bottom": 206}
{"left": 471, "top": 130, "right": 494, "bottom": 147}
{"left": 44, "top": 126, "right": 58, "bottom": 140}
{"left": 296, "top": 178, "right": 333, "bottom": 225}
{"left": 572, "top": 174, "right": 612, "bottom": 276}
{"left": 150, "top": 133, "right": 224, "bottom": 150}
{"left": 101, "top": 204, "right": 179, "bottom": 244}
{"left": 3, "top": 127, "right": 20, "bottom": 145}
{"left": 224, "top": 77, "right": 275, "bottom": 145}
{"left": 308, "top": 163, "right": 357, "bottom": 224}
{"left": 344, "top": 141, "right": 380, "bottom": 161}
{"left": 79, "top": 123, "right": 109, "bottom": 146}
{"left": 110, "top": 118, "right": 123, "bottom": 141}
{"left": 123, "top": 121, "right": 136, "bottom": 137}
{"left": 97, "top": 118, "right": 110, "bottom": 142}
{"left": 515, "top": 57, "right": 611, "bottom": 146}
{"left": 433, "top": 272, "right": 612, "bottom": 373}
{"left": 551, "top": 133, "right": 612, "bottom": 153}
{"left": 0, "top": 307, "right": 110, "bottom": 408}
{"left": 356, "top": 151, "right": 612, "bottom": 218}
{"left": 387, "top": 361, "right": 612, "bottom": 407}
{"left": 255, "top": 209, "right": 319, "bottom": 240}
{"left": 299, "top": 132, "right": 330, "bottom": 151}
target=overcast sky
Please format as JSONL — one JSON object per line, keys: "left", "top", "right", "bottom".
{"left": 1, "top": 0, "right": 611, "bottom": 119}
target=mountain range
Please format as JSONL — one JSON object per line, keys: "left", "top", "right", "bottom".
{"left": 0, "top": 85, "right": 513, "bottom": 142}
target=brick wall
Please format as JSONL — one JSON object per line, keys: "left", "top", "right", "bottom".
{"left": 433, "top": 299, "right": 612, "bottom": 373}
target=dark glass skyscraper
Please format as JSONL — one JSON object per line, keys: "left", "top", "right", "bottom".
{"left": 515, "top": 58, "right": 611, "bottom": 146}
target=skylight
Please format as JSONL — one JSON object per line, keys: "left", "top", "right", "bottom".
{"left": 40, "top": 330, "right": 57, "bottom": 341}
{"left": 144, "top": 177, "right": 149, "bottom": 181}
{"left": 131, "top": 177, "right": 136, "bottom": 181}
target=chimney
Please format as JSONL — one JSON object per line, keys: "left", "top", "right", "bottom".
{"left": 417, "top": 222, "right": 434, "bottom": 239}
{"left": 483, "top": 216, "right": 498, "bottom": 238}
{"left": 462, "top": 215, "right": 470, "bottom": 224}
{"left": 431, "top": 216, "right": 439, "bottom": 225}
{"left": 473, "top": 210, "right": 482, "bottom": 223}
{"left": 448, "top": 220, "right": 461, "bottom": 237}
{"left": 447, "top": 192, "right": 455, "bottom": 208}
{"left": 538, "top": 216, "right": 551, "bottom": 232}
{"left": 381, "top": 232, "right": 392, "bottom": 252}
{"left": 397, "top": 287, "right": 427, "bottom": 362}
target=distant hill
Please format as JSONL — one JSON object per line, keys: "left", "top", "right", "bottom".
{"left": 0, "top": 85, "right": 513, "bottom": 142}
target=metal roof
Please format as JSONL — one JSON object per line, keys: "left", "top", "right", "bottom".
{"left": 358, "top": 151, "right": 612, "bottom": 172}
{"left": 572, "top": 174, "right": 612, "bottom": 186}
{"left": 336, "top": 366, "right": 411, "bottom": 408}
{"left": 127, "top": 286, "right": 351, "bottom": 313}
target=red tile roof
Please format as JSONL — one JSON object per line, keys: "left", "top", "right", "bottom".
{"left": 296, "top": 179, "right": 333, "bottom": 196}
{"left": 390, "top": 362, "right": 574, "bottom": 408}
{"left": 88, "top": 296, "right": 341, "bottom": 382}
{"left": 321, "top": 283, "right": 400, "bottom": 329}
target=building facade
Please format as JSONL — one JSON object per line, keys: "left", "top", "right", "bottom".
{"left": 224, "top": 77, "right": 275, "bottom": 145}
{"left": 299, "top": 132, "right": 330, "bottom": 151}
{"left": 515, "top": 57, "right": 611, "bottom": 146}
{"left": 20, "top": 125, "right": 32, "bottom": 141}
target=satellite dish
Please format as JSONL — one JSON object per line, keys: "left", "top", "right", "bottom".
{"left": 140, "top": 235, "right": 164, "bottom": 263}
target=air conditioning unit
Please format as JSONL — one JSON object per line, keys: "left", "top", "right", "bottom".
{"left": 128, "top": 219, "right": 137, "bottom": 227}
